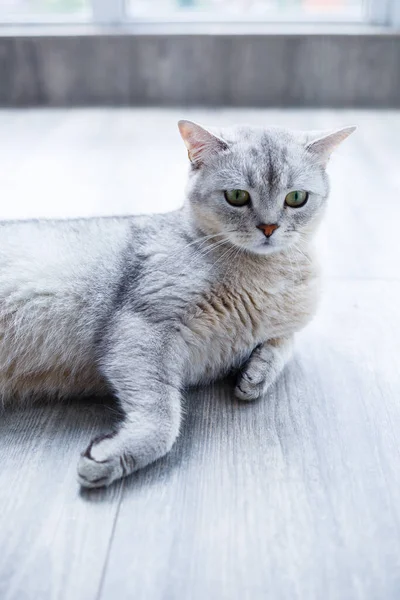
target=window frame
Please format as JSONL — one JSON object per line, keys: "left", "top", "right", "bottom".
{"left": 92, "top": 0, "right": 125, "bottom": 23}
{"left": 367, "top": 0, "right": 400, "bottom": 25}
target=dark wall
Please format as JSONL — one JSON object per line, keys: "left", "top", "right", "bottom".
{"left": 1, "top": 30, "right": 399, "bottom": 107}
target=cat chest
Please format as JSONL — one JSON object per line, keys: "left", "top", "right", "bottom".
{"left": 186, "top": 284, "right": 292, "bottom": 343}
{"left": 181, "top": 277, "right": 316, "bottom": 384}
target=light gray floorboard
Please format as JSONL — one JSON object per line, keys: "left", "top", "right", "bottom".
{"left": 99, "top": 280, "right": 400, "bottom": 600}
{"left": 0, "top": 109, "right": 399, "bottom": 600}
{"left": 0, "top": 400, "right": 123, "bottom": 600}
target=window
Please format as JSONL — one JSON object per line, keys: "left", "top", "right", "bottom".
{"left": 0, "top": 0, "right": 89, "bottom": 20}
{"left": 0, "top": 0, "right": 398, "bottom": 25}
{"left": 129, "top": 1, "right": 364, "bottom": 22}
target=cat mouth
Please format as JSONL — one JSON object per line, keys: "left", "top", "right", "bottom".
{"left": 260, "top": 238, "right": 275, "bottom": 248}
{"left": 252, "top": 235, "right": 288, "bottom": 255}
{"left": 253, "top": 240, "right": 278, "bottom": 255}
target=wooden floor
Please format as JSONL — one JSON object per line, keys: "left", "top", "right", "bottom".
{"left": 0, "top": 109, "right": 399, "bottom": 600}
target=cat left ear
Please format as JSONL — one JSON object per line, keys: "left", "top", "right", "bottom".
{"left": 305, "top": 126, "right": 356, "bottom": 166}
{"left": 178, "top": 120, "right": 228, "bottom": 165}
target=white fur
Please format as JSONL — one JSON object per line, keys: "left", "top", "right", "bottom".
{"left": 0, "top": 219, "right": 129, "bottom": 401}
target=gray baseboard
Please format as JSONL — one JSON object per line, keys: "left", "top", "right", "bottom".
{"left": 0, "top": 25, "right": 399, "bottom": 107}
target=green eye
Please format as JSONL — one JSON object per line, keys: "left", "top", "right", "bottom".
{"left": 285, "top": 190, "right": 309, "bottom": 208}
{"left": 224, "top": 189, "right": 250, "bottom": 207}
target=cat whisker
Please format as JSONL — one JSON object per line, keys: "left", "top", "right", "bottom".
{"left": 160, "top": 230, "right": 238, "bottom": 270}
{"left": 157, "top": 233, "right": 228, "bottom": 265}
{"left": 196, "top": 238, "right": 231, "bottom": 259}
{"left": 161, "top": 236, "right": 231, "bottom": 278}
{"left": 162, "top": 232, "right": 226, "bottom": 264}
{"left": 286, "top": 248, "right": 297, "bottom": 294}
{"left": 210, "top": 243, "right": 239, "bottom": 270}
{"left": 292, "top": 244, "right": 312, "bottom": 265}
{"left": 292, "top": 243, "right": 312, "bottom": 265}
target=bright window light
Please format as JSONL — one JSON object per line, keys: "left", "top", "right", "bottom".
{"left": 130, "top": 0, "right": 364, "bottom": 21}
{"left": 0, "top": 0, "right": 89, "bottom": 18}
{"left": 0, "top": 0, "right": 372, "bottom": 24}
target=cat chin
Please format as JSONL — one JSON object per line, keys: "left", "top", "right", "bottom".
{"left": 247, "top": 243, "right": 284, "bottom": 257}
{"left": 250, "top": 235, "right": 303, "bottom": 256}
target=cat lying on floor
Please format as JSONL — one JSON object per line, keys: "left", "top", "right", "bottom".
{"left": 0, "top": 120, "right": 355, "bottom": 488}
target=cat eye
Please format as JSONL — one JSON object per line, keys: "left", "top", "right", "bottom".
{"left": 285, "top": 190, "right": 309, "bottom": 208}
{"left": 224, "top": 189, "right": 251, "bottom": 207}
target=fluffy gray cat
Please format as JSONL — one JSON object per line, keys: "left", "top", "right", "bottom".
{"left": 0, "top": 120, "right": 354, "bottom": 488}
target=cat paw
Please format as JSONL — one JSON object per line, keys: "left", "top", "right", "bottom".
{"left": 234, "top": 340, "right": 291, "bottom": 401}
{"left": 77, "top": 433, "right": 135, "bottom": 489}
{"left": 234, "top": 370, "right": 270, "bottom": 401}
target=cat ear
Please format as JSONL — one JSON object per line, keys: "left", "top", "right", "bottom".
{"left": 305, "top": 126, "right": 356, "bottom": 166}
{"left": 178, "top": 120, "right": 228, "bottom": 165}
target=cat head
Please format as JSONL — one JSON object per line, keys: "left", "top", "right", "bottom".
{"left": 178, "top": 120, "right": 355, "bottom": 255}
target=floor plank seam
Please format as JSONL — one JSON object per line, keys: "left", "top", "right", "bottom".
{"left": 94, "top": 484, "right": 125, "bottom": 600}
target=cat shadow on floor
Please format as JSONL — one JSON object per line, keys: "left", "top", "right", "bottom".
{"left": 1, "top": 340, "right": 367, "bottom": 503}
{"left": 80, "top": 338, "right": 378, "bottom": 501}
{"left": 79, "top": 376, "right": 258, "bottom": 501}
{"left": 80, "top": 375, "right": 274, "bottom": 502}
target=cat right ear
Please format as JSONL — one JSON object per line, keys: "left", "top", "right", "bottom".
{"left": 178, "top": 120, "right": 228, "bottom": 165}
{"left": 305, "top": 126, "right": 356, "bottom": 167}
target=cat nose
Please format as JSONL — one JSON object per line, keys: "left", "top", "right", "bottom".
{"left": 257, "top": 223, "right": 279, "bottom": 238}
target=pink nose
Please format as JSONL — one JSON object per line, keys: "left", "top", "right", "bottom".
{"left": 257, "top": 223, "right": 279, "bottom": 238}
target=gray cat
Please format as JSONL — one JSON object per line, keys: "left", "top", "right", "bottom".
{"left": 0, "top": 120, "right": 355, "bottom": 488}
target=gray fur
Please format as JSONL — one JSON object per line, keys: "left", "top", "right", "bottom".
{"left": 0, "top": 121, "right": 355, "bottom": 487}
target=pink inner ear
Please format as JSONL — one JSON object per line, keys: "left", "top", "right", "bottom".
{"left": 178, "top": 121, "right": 208, "bottom": 159}
{"left": 185, "top": 136, "right": 208, "bottom": 161}
{"left": 178, "top": 120, "right": 227, "bottom": 163}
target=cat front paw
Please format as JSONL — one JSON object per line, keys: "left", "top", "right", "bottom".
{"left": 234, "top": 338, "right": 292, "bottom": 401}
{"left": 77, "top": 432, "right": 135, "bottom": 489}
{"left": 234, "top": 369, "right": 271, "bottom": 401}
{"left": 77, "top": 419, "right": 176, "bottom": 489}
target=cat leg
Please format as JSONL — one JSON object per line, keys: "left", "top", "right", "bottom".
{"left": 234, "top": 336, "right": 293, "bottom": 401}
{"left": 78, "top": 316, "right": 185, "bottom": 488}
